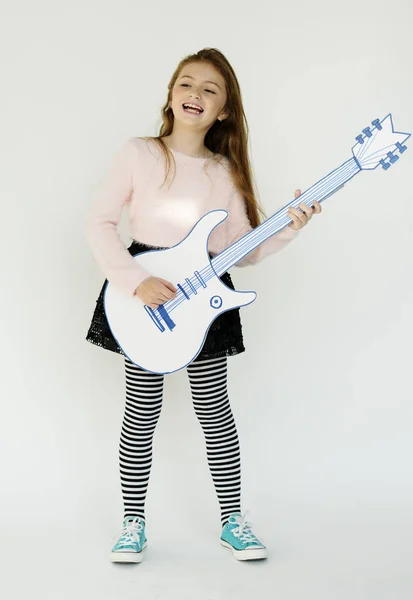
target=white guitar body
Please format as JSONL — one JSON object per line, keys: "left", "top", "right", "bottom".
{"left": 104, "top": 113, "right": 410, "bottom": 374}
{"left": 104, "top": 210, "right": 257, "bottom": 374}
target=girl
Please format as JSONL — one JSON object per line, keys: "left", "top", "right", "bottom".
{"left": 85, "top": 47, "right": 321, "bottom": 564}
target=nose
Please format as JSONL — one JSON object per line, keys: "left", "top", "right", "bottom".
{"left": 189, "top": 88, "right": 201, "bottom": 99}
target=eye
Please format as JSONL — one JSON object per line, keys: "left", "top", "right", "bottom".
{"left": 180, "top": 83, "right": 216, "bottom": 94}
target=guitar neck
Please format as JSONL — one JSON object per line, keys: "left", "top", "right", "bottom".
{"left": 211, "top": 156, "right": 362, "bottom": 276}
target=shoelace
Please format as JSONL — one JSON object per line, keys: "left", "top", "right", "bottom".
{"left": 229, "top": 510, "right": 261, "bottom": 544}
{"left": 118, "top": 518, "right": 144, "bottom": 546}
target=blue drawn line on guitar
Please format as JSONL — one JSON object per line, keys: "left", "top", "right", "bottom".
{"left": 103, "top": 113, "right": 411, "bottom": 374}
{"left": 146, "top": 114, "right": 411, "bottom": 333}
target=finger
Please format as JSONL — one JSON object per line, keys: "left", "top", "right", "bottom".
{"left": 313, "top": 200, "right": 322, "bottom": 213}
{"left": 158, "top": 284, "right": 176, "bottom": 298}
{"left": 166, "top": 284, "right": 177, "bottom": 297}
{"left": 299, "top": 203, "right": 313, "bottom": 220}
{"left": 294, "top": 189, "right": 302, "bottom": 198}
{"left": 159, "top": 286, "right": 175, "bottom": 300}
{"left": 288, "top": 209, "right": 302, "bottom": 225}
{"left": 159, "top": 278, "right": 177, "bottom": 293}
{"left": 158, "top": 292, "right": 172, "bottom": 302}
{"left": 288, "top": 212, "right": 301, "bottom": 229}
{"left": 289, "top": 207, "right": 307, "bottom": 224}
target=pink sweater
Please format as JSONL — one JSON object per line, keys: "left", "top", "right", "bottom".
{"left": 85, "top": 137, "right": 299, "bottom": 296}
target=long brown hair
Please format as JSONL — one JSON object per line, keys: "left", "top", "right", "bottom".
{"left": 142, "top": 47, "right": 267, "bottom": 228}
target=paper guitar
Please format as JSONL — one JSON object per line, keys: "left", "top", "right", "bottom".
{"left": 103, "top": 113, "right": 410, "bottom": 374}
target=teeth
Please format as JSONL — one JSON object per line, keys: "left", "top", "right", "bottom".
{"left": 183, "top": 103, "right": 203, "bottom": 112}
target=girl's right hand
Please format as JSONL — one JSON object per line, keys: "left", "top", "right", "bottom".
{"left": 134, "top": 276, "right": 177, "bottom": 309}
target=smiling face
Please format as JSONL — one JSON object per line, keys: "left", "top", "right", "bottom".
{"left": 169, "top": 61, "right": 229, "bottom": 130}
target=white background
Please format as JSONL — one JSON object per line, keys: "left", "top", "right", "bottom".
{"left": 1, "top": 1, "right": 412, "bottom": 598}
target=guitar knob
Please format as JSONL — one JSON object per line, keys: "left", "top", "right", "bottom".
{"left": 396, "top": 141, "right": 407, "bottom": 154}
{"left": 210, "top": 295, "right": 223, "bottom": 309}
{"left": 379, "top": 159, "right": 391, "bottom": 170}
{"left": 371, "top": 118, "right": 383, "bottom": 130}
{"left": 355, "top": 134, "right": 364, "bottom": 144}
{"left": 387, "top": 151, "right": 399, "bottom": 163}
{"left": 362, "top": 127, "right": 373, "bottom": 138}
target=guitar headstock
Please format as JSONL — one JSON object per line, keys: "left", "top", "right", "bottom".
{"left": 352, "top": 114, "right": 411, "bottom": 171}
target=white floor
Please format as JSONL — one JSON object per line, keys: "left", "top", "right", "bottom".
{"left": 2, "top": 507, "right": 411, "bottom": 600}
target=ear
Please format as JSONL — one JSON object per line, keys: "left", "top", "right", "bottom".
{"left": 218, "top": 111, "right": 228, "bottom": 122}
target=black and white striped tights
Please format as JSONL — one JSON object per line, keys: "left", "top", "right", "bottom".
{"left": 119, "top": 355, "right": 241, "bottom": 528}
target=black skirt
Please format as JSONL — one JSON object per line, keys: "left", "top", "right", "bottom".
{"left": 85, "top": 240, "right": 246, "bottom": 362}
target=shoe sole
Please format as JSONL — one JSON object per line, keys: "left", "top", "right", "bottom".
{"left": 110, "top": 542, "right": 148, "bottom": 563}
{"left": 220, "top": 539, "right": 268, "bottom": 560}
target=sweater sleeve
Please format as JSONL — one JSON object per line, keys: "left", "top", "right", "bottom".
{"left": 84, "top": 138, "right": 152, "bottom": 296}
{"left": 225, "top": 184, "right": 299, "bottom": 268}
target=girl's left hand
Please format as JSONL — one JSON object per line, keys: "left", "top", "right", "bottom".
{"left": 288, "top": 189, "right": 322, "bottom": 230}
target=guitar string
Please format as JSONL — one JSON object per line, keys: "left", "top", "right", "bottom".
{"left": 362, "top": 142, "right": 401, "bottom": 163}
{"left": 149, "top": 125, "right": 405, "bottom": 324}
{"left": 214, "top": 159, "right": 358, "bottom": 276}
{"left": 357, "top": 123, "right": 403, "bottom": 164}
{"left": 160, "top": 159, "right": 357, "bottom": 316}
{"left": 357, "top": 127, "right": 378, "bottom": 162}
{"left": 157, "top": 158, "right": 357, "bottom": 319}
{"left": 217, "top": 127, "right": 408, "bottom": 272}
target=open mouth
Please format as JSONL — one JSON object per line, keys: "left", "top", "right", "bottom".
{"left": 182, "top": 103, "right": 204, "bottom": 115}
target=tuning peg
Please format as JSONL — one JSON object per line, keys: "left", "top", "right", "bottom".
{"left": 379, "top": 159, "right": 391, "bottom": 170}
{"left": 355, "top": 134, "right": 364, "bottom": 144}
{"left": 371, "top": 118, "right": 383, "bottom": 130}
{"left": 387, "top": 151, "right": 399, "bottom": 163}
{"left": 362, "top": 127, "right": 373, "bottom": 138}
{"left": 396, "top": 141, "right": 407, "bottom": 154}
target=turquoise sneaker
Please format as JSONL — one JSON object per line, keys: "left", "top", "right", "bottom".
{"left": 220, "top": 511, "right": 268, "bottom": 561}
{"left": 110, "top": 516, "right": 147, "bottom": 563}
